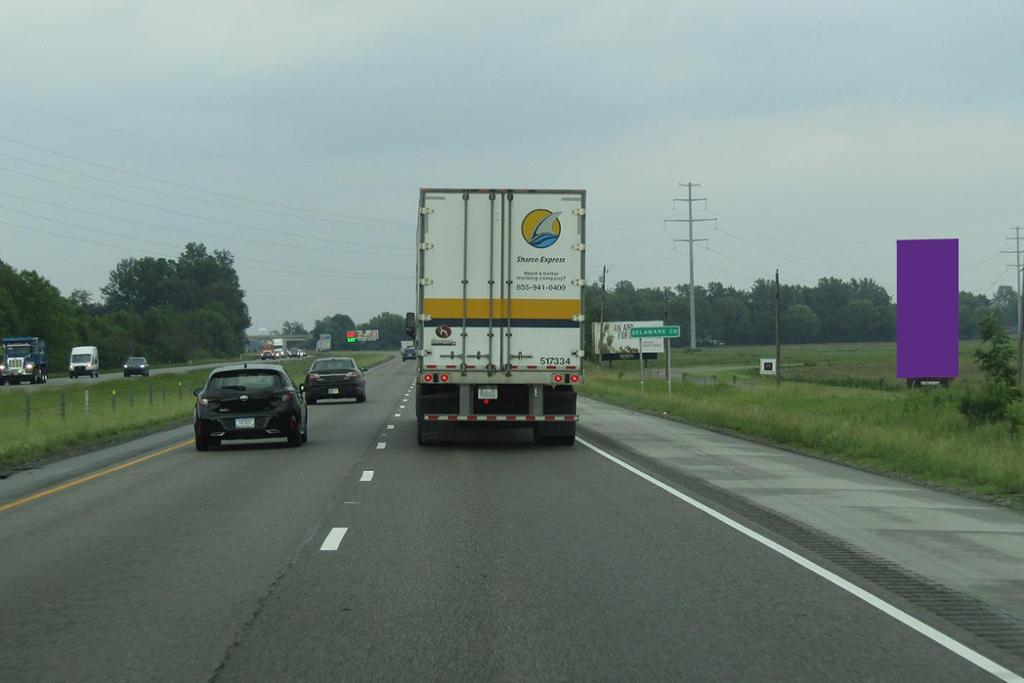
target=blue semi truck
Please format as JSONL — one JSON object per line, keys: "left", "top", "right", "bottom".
{"left": 1, "top": 336, "right": 48, "bottom": 385}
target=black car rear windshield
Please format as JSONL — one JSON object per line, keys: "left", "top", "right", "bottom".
{"left": 127, "top": 357, "right": 146, "bottom": 363}
{"left": 207, "top": 370, "right": 284, "bottom": 391}
{"left": 312, "top": 359, "right": 356, "bottom": 371}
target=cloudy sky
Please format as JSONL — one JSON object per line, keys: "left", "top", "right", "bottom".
{"left": 1, "top": 1, "right": 1022, "bottom": 331}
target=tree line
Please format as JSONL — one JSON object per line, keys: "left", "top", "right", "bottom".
{"left": 0, "top": 243, "right": 250, "bottom": 365}
{"left": 582, "top": 278, "right": 1018, "bottom": 347}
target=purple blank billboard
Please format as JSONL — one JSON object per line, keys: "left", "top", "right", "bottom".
{"left": 897, "top": 239, "right": 958, "bottom": 379}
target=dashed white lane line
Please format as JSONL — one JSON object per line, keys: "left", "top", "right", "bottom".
{"left": 394, "top": 413, "right": 402, "bottom": 417}
{"left": 360, "top": 470, "right": 374, "bottom": 482}
{"left": 575, "top": 437, "right": 1024, "bottom": 683}
{"left": 319, "top": 527, "right": 348, "bottom": 551}
{"left": 376, "top": 441, "right": 387, "bottom": 449}
{"left": 387, "top": 424, "right": 395, "bottom": 430}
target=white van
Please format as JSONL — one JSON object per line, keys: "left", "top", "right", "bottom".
{"left": 69, "top": 346, "right": 100, "bottom": 378}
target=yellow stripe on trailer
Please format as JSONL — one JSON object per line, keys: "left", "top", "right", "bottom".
{"left": 423, "top": 298, "right": 580, "bottom": 320}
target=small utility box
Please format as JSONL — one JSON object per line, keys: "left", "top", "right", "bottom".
{"left": 759, "top": 358, "right": 777, "bottom": 376}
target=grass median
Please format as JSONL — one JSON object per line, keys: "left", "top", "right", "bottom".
{"left": 0, "top": 352, "right": 394, "bottom": 473}
{"left": 579, "top": 365, "right": 1024, "bottom": 504}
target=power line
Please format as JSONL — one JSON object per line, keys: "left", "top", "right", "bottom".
{"left": 0, "top": 216, "right": 413, "bottom": 283}
{"left": 0, "top": 150, "right": 410, "bottom": 229}
{"left": 0, "top": 165, "right": 413, "bottom": 249}
{"left": 0, "top": 191, "right": 410, "bottom": 256}
{"left": 0, "top": 134, "right": 407, "bottom": 225}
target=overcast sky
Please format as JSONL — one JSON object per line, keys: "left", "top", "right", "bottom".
{"left": 1, "top": 1, "right": 1022, "bottom": 331}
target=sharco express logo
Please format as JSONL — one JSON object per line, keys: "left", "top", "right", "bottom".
{"left": 521, "top": 209, "right": 561, "bottom": 249}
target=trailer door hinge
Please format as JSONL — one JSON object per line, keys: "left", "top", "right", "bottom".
{"left": 571, "top": 243, "right": 585, "bottom": 251}
{"left": 418, "top": 313, "right": 433, "bottom": 322}
{"left": 571, "top": 278, "right": 586, "bottom": 287}
{"left": 418, "top": 242, "right": 434, "bottom": 251}
{"left": 572, "top": 348, "right": 585, "bottom": 357}
{"left": 419, "top": 278, "right": 433, "bottom": 286}
{"left": 419, "top": 207, "right": 434, "bottom": 215}
{"left": 572, "top": 208, "right": 586, "bottom": 216}
{"left": 571, "top": 314, "right": 585, "bottom": 322}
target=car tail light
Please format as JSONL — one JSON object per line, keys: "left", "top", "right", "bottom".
{"left": 553, "top": 374, "right": 563, "bottom": 383}
{"left": 570, "top": 374, "right": 580, "bottom": 383}
{"left": 440, "top": 374, "right": 450, "bottom": 383}
{"left": 281, "top": 391, "right": 294, "bottom": 402}
{"left": 423, "top": 374, "right": 433, "bottom": 382}
{"left": 345, "top": 371, "right": 359, "bottom": 379}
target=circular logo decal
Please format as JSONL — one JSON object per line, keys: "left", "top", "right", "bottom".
{"left": 521, "top": 209, "right": 562, "bottom": 249}
{"left": 435, "top": 325, "right": 452, "bottom": 338}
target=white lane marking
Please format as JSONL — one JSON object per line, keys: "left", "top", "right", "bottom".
{"left": 360, "top": 470, "right": 374, "bottom": 482}
{"left": 575, "top": 437, "right": 1024, "bottom": 683}
{"left": 376, "top": 442, "right": 386, "bottom": 450}
{"left": 387, "top": 424, "right": 395, "bottom": 430}
{"left": 394, "top": 413, "right": 401, "bottom": 417}
{"left": 319, "top": 527, "right": 348, "bottom": 551}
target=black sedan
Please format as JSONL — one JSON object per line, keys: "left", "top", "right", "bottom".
{"left": 304, "top": 357, "right": 366, "bottom": 404}
{"left": 122, "top": 356, "right": 150, "bottom": 377}
{"left": 193, "top": 364, "right": 308, "bottom": 450}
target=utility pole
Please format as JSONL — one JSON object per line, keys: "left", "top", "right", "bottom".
{"left": 598, "top": 265, "right": 608, "bottom": 368}
{"left": 1002, "top": 227, "right": 1024, "bottom": 384}
{"left": 664, "top": 288, "right": 670, "bottom": 382}
{"left": 775, "top": 269, "right": 782, "bottom": 386}
{"left": 665, "top": 182, "right": 716, "bottom": 350}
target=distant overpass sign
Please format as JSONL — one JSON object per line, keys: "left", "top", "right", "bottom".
{"left": 629, "top": 325, "right": 680, "bottom": 339}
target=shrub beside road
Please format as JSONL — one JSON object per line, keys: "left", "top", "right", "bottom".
{"left": 0, "top": 352, "right": 393, "bottom": 472}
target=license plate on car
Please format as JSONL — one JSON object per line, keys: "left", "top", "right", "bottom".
{"left": 328, "top": 388, "right": 340, "bottom": 395}
{"left": 477, "top": 386, "right": 498, "bottom": 400}
{"left": 235, "top": 417, "right": 256, "bottom": 429}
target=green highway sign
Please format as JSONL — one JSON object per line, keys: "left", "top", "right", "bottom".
{"left": 629, "top": 325, "right": 681, "bottom": 339}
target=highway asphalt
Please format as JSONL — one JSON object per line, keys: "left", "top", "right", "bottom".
{"left": 0, "top": 360, "right": 1020, "bottom": 681}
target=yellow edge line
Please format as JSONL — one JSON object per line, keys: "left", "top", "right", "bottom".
{"left": 0, "top": 438, "right": 194, "bottom": 513}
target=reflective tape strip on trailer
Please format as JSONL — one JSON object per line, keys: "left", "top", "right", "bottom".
{"left": 420, "top": 415, "right": 581, "bottom": 421}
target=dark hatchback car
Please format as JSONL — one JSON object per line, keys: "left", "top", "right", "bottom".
{"left": 122, "top": 356, "right": 150, "bottom": 377}
{"left": 193, "top": 364, "right": 307, "bottom": 450}
{"left": 304, "top": 357, "right": 366, "bottom": 404}
{"left": 401, "top": 346, "right": 416, "bottom": 361}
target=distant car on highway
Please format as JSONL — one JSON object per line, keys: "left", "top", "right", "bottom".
{"left": 193, "top": 364, "right": 307, "bottom": 450}
{"left": 260, "top": 350, "right": 275, "bottom": 360}
{"left": 122, "top": 356, "right": 150, "bottom": 377}
{"left": 402, "top": 346, "right": 416, "bottom": 361}
{"left": 303, "top": 357, "right": 366, "bottom": 404}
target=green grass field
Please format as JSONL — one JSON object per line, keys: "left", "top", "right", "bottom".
{"left": 603, "top": 341, "right": 985, "bottom": 390}
{"left": 0, "top": 352, "right": 394, "bottom": 472}
{"left": 581, "top": 342, "right": 1024, "bottom": 504}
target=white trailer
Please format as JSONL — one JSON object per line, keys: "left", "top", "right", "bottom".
{"left": 407, "top": 188, "right": 586, "bottom": 446}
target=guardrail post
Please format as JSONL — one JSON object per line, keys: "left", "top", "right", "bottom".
{"left": 85, "top": 389, "right": 90, "bottom": 413}
{"left": 177, "top": 382, "right": 182, "bottom": 401}
{"left": 25, "top": 395, "right": 30, "bottom": 426}
{"left": 60, "top": 393, "right": 66, "bottom": 419}
{"left": 111, "top": 389, "right": 117, "bottom": 414}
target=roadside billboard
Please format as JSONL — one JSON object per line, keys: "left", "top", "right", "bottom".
{"left": 896, "top": 239, "right": 958, "bottom": 380}
{"left": 592, "top": 321, "right": 664, "bottom": 360}
{"left": 316, "top": 334, "right": 332, "bottom": 351}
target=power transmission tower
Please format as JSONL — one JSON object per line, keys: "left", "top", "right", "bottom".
{"left": 1002, "top": 227, "right": 1024, "bottom": 384}
{"left": 665, "top": 182, "right": 716, "bottom": 350}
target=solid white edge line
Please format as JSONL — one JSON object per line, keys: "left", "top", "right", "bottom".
{"left": 360, "top": 470, "right": 374, "bottom": 482}
{"left": 376, "top": 442, "right": 386, "bottom": 449}
{"left": 387, "top": 424, "right": 395, "bottom": 430}
{"left": 575, "top": 437, "right": 1023, "bottom": 683}
{"left": 319, "top": 527, "right": 348, "bottom": 551}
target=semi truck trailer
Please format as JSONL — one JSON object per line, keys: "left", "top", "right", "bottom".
{"left": 407, "top": 188, "right": 585, "bottom": 446}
